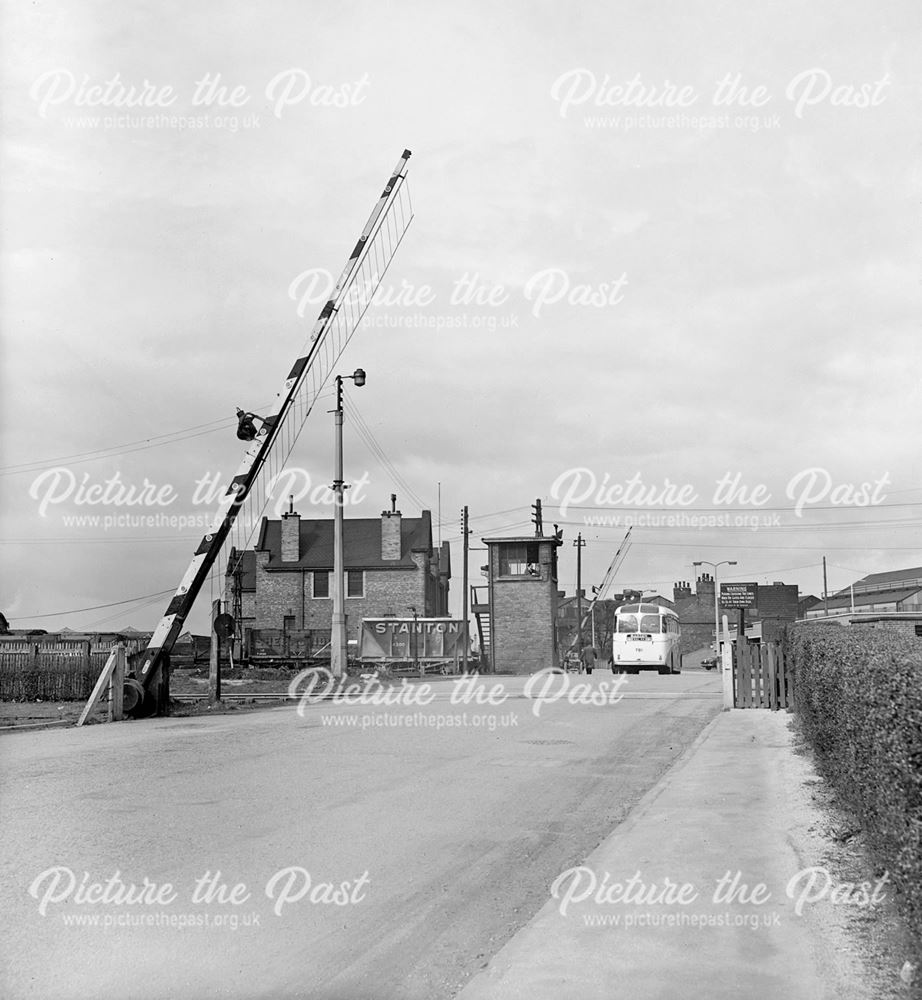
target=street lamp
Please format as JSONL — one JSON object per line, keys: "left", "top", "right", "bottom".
{"left": 235, "top": 408, "right": 269, "bottom": 441}
{"left": 692, "top": 559, "right": 737, "bottom": 656}
{"left": 331, "top": 368, "right": 366, "bottom": 680}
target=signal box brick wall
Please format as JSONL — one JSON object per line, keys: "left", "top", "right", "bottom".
{"left": 486, "top": 535, "right": 560, "bottom": 674}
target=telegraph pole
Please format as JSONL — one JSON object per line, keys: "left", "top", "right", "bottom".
{"left": 462, "top": 505, "right": 470, "bottom": 674}
{"left": 574, "top": 533, "right": 586, "bottom": 653}
{"left": 822, "top": 556, "right": 829, "bottom": 617}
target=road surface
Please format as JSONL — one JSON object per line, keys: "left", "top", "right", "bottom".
{"left": 1, "top": 669, "right": 721, "bottom": 999}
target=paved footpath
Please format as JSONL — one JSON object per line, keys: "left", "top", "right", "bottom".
{"left": 458, "top": 710, "right": 885, "bottom": 1000}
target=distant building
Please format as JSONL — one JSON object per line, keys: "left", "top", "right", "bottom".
{"left": 673, "top": 575, "right": 799, "bottom": 653}
{"left": 225, "top": 503, "right": 450, "bottom": 648}
{"left": 752, "top": 582, "right": 800, "bottom": 641}
{"left": 642, "top": 594, "right": 675, "bottom": 610}
{"left": 798, "top": 595, "right": 823, "bottom": 618}
{"left": 804, "top": 566, "right": 922, "bottom": 618}
{"left": 555, "top": 590, "right": 586, "bottom": 654}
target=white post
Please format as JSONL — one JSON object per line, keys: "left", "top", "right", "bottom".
{"left": 721, "top": 613, "right": 734, "bottom": 708}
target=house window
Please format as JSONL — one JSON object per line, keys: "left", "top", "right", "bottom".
{"left": 347, "top": 570, "right": 364, "bottom": 598}
{"left": 283, "top": 615, "right": 296, "bottom": 633}
{"left": 312, "top": 571, "right": 330, "bottom": 599}
{"left": 498, "top": 542, "right": 541, "bottom": 576}
{"left": 915, "top": 624, "right": 922, "bottom": 637}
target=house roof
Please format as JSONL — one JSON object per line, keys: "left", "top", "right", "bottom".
{"left": 246, "top": 511, "right": 438, "bottom": 573}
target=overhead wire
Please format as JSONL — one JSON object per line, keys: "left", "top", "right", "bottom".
{"left": 345, "top": 396, "right": 431, "bottom": 511}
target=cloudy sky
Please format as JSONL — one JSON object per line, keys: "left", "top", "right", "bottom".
{"left": 2, "top": 0, "right": 920, "bottom": 634}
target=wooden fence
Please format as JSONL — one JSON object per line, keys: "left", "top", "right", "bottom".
{"left": 733, "top": 640, "right": 794, "bottom": 710}
{"left": 0, "top": 640, "right": 145, "bottom": 701}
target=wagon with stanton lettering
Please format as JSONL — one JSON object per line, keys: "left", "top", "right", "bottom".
{"left": 359, "top": 618, "right": 465, "bottom": 676}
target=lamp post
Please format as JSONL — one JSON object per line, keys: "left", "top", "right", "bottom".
{"left": 693, "top": 559, "right": 737, "bottom": 708}
{"left": 692, "top": 560, "right": 738, "bottom": 657}
{"left": 331, "top": 368, "right": 366, "bottom": 680}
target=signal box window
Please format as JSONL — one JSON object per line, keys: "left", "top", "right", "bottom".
{"left": 313, "top": 571, "right": 330, "bottom": 599}
{"left": 499, "top": 542, "right": 541, "bottom": 576}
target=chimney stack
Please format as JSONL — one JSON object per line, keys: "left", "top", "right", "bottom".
{"left": 381, "top": 496, "right": 402, "bottom": 561}
{"left": 281, "top": 495, "right": 300, "bottom": 562}
{"left": 696, "top": 573, "right": 715, "bottom": 599}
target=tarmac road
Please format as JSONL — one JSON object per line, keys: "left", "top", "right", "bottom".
{"left": 0, "top": 669, "right": 721, "bottom": 1000}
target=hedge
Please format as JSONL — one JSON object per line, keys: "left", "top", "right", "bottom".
{"left": 792, "top": 624, "right": 922, "bottom": 944}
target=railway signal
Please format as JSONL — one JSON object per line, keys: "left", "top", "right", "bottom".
{"left": 531, "top": 498, "right": 543, "bottom": 535}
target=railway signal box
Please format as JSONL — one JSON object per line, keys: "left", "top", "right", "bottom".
{"left": 482, "top": 533, "right": 562, "bottom": 674}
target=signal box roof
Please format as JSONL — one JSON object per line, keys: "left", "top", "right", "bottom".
{"left": 482, "top": 535, "right": 562, "bottom": 545}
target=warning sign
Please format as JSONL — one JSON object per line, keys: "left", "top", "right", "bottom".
{"left": 720, "top": 583, "right": 758, "bottom": 609}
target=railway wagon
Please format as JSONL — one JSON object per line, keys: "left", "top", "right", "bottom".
{"left": 360, "top": 618, "right": 465, "bottom": 675}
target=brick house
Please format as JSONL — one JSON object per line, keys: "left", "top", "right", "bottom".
{"left": 225, "top": 504, "right": 450, "bottom": 647}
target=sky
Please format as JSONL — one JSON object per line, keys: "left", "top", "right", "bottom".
{"left": 2, "top": 0, "right": 921, "bottom": 635}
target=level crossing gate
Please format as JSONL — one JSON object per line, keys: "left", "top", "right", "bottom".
{"left": 732, "top": 641, "right": 794, "bottom": 710}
